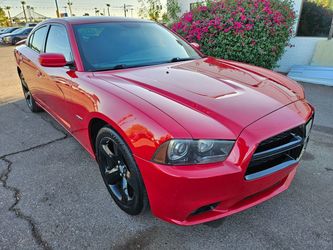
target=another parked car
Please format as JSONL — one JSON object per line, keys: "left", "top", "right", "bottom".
{"left": 1, "top": 27, "right": 32, "bottom": 45}
{"left": 25, "top": 23, "right": 38, "bottom": 27}
{"left": 0, "top": 27, "right": 20, "bottom": 35}
{"left": 0, "top": 27, "right": 8, "bottom": 34}
{"left": 14, "top": 17, "right": 314, "bottom": 226}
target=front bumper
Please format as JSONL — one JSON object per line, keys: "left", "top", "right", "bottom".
{"left": 135, "top": 100, "right": 314, "bottom": 225}
{"left": 0, "top": 37, "right": 11, "bottom": 44}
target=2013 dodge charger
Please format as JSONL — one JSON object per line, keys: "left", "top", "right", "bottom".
{"left": 14, "top": 17, "right": 314, "bottom": 226}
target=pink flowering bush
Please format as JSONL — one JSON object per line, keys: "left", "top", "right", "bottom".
{"left": 172, "top": 0, "right": 295, "bottom": 69}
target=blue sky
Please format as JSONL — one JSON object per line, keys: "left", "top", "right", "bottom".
{"left": 0, "top": 0, "right": 162, "bottom": 18}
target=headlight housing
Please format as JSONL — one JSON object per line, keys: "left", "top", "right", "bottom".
{"left": 152, "top": 139, "right": 235, "bottom": 165}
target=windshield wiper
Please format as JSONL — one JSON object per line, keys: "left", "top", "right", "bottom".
{"left": 112, "top": 64, "right": 127, "bottom": 69}
{"left": 92, "top": 58, "right": 195, "bottom": 72}
{"left": 93, "top": 64, "right": 128, "bottom": 72}
{"left": 169, "top": 57, "right": 195, "bottom": 62}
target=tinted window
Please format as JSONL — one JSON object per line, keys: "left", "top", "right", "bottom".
{"left": 73, "top": 22, "right": 201, "bottom": 71}
{"left": 28, "top": 32, "right": 34, "bottom": 47}
{"left": 30, "top": 26, "right": 48, "bottom": 53}
{"left": 12, "top": 28, "right": 32, "bottom": 35}
{"left": 11, "top": 28, "right": 24, "bottom": 35}
{"left": 7, "top": 28, "right": 18, "bottom": 33}
{"left": 45, "top": 25, "right": 72, "bottom": 62}
{"left": 23, "top": 28, "right": 33, "bottom": 35}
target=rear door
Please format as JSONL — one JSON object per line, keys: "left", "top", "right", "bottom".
{"left": 19, "top": 25, "right": 49, "bottom": 103}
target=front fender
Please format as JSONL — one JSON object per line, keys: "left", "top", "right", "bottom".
{"left": 82, "top": 88, "right": 192, "bottom": 161}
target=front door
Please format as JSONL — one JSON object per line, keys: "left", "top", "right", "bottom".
{"left": 39, "top": 24, "right": 76, "bottom": 130}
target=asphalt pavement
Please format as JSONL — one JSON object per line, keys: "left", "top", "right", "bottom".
{"left": 0, "top": 46, "right": 332, "bottom": 249}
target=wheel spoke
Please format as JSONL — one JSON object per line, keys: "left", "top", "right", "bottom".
{"left": 126, "top": 174, "right": 136, "bottom": 190}
{"left": 119, "top": 178, "right": 130, "bottom": 203}
{"left": 100, "top": 140, "right": 113, "bottom": 157}
{"left": 122, "top": 177, "right": 130, "bottom": 197}
{"left": 104, "top": 167, "right": 121, "bottom": 185}
{"left": 100, "top": 140, "right": 119, "bottom": 166}
{"left": 112, "top": 143, "right": 119, "bottom": 156}
{"left": 110, "top": 185, "right": 122, "bottom": 201}
{"left": 106, "top": 154, "right": 119, "bottom": 168}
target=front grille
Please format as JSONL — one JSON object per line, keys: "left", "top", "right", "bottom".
{"left": 245, "top": 120, "right": 312, "bottom": 181}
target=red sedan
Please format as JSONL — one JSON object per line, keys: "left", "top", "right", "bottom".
{"left": 14, "top": 17, "right": 314, "bottom": 226}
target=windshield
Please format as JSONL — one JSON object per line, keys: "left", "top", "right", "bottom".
{"left": 1, "top": 28, "right": 15, "bottom": 33}
{"left": 73, "top": 22, "right": 201, "bottom": 71}
{"left": 10, "top": 28, "right": 22, "bottom": 34}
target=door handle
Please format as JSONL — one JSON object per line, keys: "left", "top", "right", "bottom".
{"left": 36, "top": 70, "right": 42, "bottom": 78}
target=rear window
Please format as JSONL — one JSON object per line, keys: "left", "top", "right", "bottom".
{"left": 30, "top": 26, "right": 48, "bottom": 53}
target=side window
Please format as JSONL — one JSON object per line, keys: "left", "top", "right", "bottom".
{"left": 45, "top": 25, "right": 73, "bottom": 62}
{"left": 24, "top": 29, "right": 32, "bottom": 35}
{"left": 30, "top": 26, "right": 48, "bottom": 53}
{"left": 28, "top": 32, "right": 34, "bottom": 47}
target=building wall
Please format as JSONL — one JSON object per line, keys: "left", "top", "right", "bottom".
{"left": 179, "top": 0, "right": 197, "bottom": 13}
{"left": 276, "top": 0, "right": 324, "bottom": 72}
{"left": 178, "top": 0, "right": 326, "bottom": 73}
{"left": 276, "top": 37, "right": 326, "bottom": 72}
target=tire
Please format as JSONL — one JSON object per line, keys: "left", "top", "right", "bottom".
{"left": 12, "top": 38, "right": 20, "bottom": 45}
{"left": 95, "top": 126, "right": 149, "bottom": 215}
{"left": 19, "top": 72, "right": 43, "bottom": 113}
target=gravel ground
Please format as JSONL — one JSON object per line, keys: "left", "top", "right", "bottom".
{"left": 0, "top": 46, "right": 332, "bottom": 250}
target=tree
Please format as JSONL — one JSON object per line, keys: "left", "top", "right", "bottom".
{"left": 138, "top": 0, "right": 162, "bottom": 21}
{"left": 0, "top": 8, "right": 9, "bottom": 27}
{"left": 166, "top": 0, "right": 180, "bottom": 22}
{"left": 4, "top": 6, "right": 12, "bottom": 26}
{"left": 310, "top": 0, "right": 333, "bottom": 9}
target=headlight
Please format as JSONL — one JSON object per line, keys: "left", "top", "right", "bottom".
{"left": 152, "top": 139, "right": 235, "bottom": 165}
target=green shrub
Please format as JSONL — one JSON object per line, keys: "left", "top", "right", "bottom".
{"left": 297, "top": 1, "right": 333, "bottom": 37}
{"left": 172, "top": 0, "right": 296, "bottom": 69}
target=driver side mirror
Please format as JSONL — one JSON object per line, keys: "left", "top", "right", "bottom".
{"left": 190, "top": 42, "right": 201, "bottom": 51}
{"left": 39, "top": 53, "right": 67, "bottom": 67}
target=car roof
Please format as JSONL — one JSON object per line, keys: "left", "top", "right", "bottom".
{"left": 42, "top": 16, "right": 153, "bottom": 25}
{"left": 1, "top": 27, "right": 20, "bottom": 33}
{"left": 14, "top": 27, "right": 32, "bottom": 33}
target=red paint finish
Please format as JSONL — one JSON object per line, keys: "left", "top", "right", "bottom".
{"left": 39, "top": 53, "right": 67, "bottom": 67}
{"left": 14, "top": 17, "right": 314, "bottom": 225}
{"left": 136, "top": 100, "right": 313, "bottom": 225}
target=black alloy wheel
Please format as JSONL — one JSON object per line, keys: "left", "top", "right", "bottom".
{"left": 19, "top": 72, "right": 42, "bottom": 112}
{"left": 96, "top": 126, "right": 148, "bottom": 215}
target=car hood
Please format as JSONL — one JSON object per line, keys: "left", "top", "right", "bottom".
{"left": 0, "top": 33, "right": 11, "bottom": 38}
{"left": 94, "top": 57, "right": 302, "bottom": 139}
